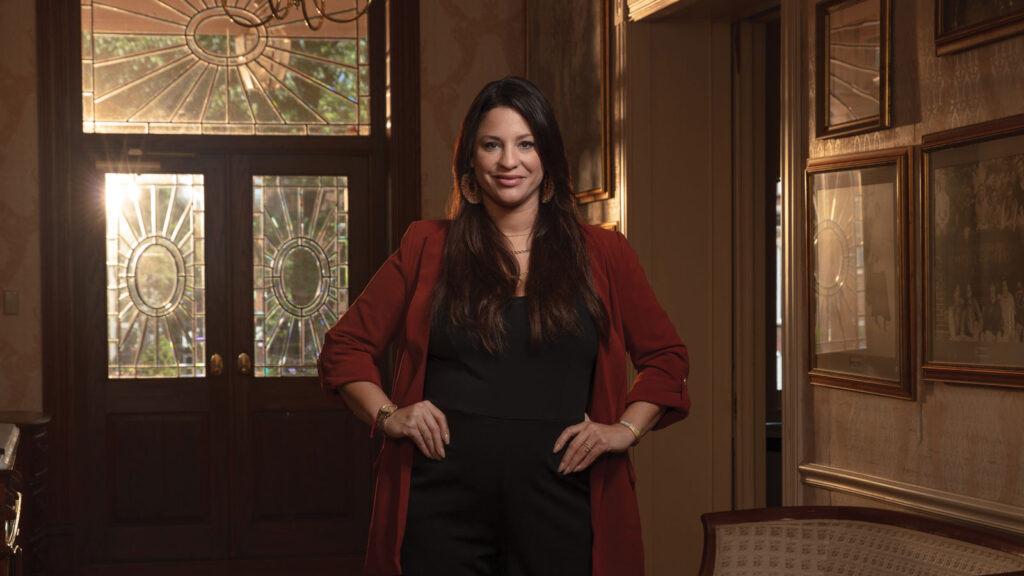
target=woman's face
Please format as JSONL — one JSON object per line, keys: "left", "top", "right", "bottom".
{"left": 471, "top": 106, "right": 544, "bottom": 211}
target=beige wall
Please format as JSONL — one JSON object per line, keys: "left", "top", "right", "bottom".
{"left": 626, "top": 16, "right": 735, "bottom": 576}
{"left": 418, "top": 0, "right": 526, "bottom": 219}
{"left": 804, "top": 0, "right": 1024, "bottom": 518}
{"left": 0, "top": 0, "right": 42, "bottom": 412}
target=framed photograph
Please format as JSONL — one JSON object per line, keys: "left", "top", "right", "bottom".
{"left": 935, "top": 0, "right": 1024, "bottom": 56}
{"left": 815, "top": 0, "right": 891, "bottom": 139}
{"left": 805, "top": 150, "right": 913, "bottom": 398}
{"left": 525, "top": 0, "right": 611, "bottom": 204}
{"left": 921, "top": 114, "right": 1024, "bottom": 388}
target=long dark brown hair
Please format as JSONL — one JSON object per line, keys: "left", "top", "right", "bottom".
{"left": 433, "top": 76, "right": 609, "bottom": 354}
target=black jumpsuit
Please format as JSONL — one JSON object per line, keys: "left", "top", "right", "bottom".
{"left": 400, "top": 296, "right": 598, "bottom": 575}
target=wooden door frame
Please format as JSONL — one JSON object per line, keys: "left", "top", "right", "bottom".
{"left": 37, "top": 0, "right": 420, "bottom": 572}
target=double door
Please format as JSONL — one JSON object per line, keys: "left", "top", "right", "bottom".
{"left": 74, "top": 151, "right": 375, "bottom": 570}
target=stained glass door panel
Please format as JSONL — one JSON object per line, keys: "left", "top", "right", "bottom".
{"left": 82, "top": 0, "right": 371, "bottom": 135}
{"left": 105, "top": 173, "right": 207, "bottom": 378}
{"left": 253, "top": 175, "right": 348, "bottom": 377}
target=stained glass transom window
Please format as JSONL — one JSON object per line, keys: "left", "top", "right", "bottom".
{"left": 106, "top": 173, "right": 206, "bottom": 378}
{"left": 82, "top": 0, "right": 370, "bottom": 135}
{"left": 253, "top": 175, "right": 348, "bottom": 377}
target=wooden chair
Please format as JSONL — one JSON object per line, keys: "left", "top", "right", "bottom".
{"left": 699, "top": 506, "right": 1024, "bottom": 576}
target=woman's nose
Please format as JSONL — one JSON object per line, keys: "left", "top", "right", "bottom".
{"left": 499, "top": 147, "right": 518, "bottom": 168}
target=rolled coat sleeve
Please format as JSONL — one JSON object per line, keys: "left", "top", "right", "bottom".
{"left": 614, "top": 232, "right": 691, "bottom": 428}
{"left": 317, "top": 224, "right": 421, "bottom": 395}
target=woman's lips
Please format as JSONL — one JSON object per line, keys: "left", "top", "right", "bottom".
{"left": 494, "top": 175, "right": 524, "bottom": 187}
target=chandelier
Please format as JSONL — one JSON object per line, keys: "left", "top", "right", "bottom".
{"left": 221, "top": 0, "right": 375, "bottom": 31}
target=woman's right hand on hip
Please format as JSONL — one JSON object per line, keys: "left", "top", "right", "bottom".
{"left": 381, "top": 400, "right": 450, "bottom": 460}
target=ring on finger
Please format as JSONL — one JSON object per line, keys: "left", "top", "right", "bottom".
{"left": 583, "top": 441, "right": 594, "bottom": 452}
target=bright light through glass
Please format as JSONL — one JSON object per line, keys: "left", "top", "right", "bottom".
{"left": 105, "top": 173, "right": 140, "bottom": 219}
{"left": 776, "top": 178, "right": 783, "bottom": 392}
{"left": 105, "top": 172, "right": 206, "bottom": 379}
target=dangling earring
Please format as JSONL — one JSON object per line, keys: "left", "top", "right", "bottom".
{"left": 541, "top": 177, "right": 555, "bottom": 203}
{"left": 460, "top": 173, "right": 481, "bottom": 205}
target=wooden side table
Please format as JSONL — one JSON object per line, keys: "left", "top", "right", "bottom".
{"left": 0, "top": 413, "right": 49, "bottom": 576}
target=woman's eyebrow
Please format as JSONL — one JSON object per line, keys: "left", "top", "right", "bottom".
{"left": 479, "top": 133, "right": 534, "bottom": 140}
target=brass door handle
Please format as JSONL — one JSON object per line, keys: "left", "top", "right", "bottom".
{"left": 237, "top": 352, "right": 253, "bottom": 375}
{"left": 210, "top": 353, "right": 224, "bottom": 376}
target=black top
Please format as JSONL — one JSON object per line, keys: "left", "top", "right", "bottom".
{"left": 425, "top": 297, "right": 598, "bottom": 421}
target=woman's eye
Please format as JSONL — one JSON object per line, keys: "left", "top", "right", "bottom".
{"left": 519, "top": 141, "right": 535, "bottom": 150}
{"left": 483, "top": 141, "right": 500, "bottom": 151}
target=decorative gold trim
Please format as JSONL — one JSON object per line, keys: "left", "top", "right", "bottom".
{"left": 799, "top": 462, "right": 1024, "bottom": 536}
{"left": 935, "top": 1, "right": 1024, "bottom": 56}
{"left": 626, "top": 0, "right": 683, "bottom": 21}
{"left": 803, "top": 149, "right": 915, "bottom": 399}
{"left": 815, "top": 0, "right": 892, "bottom": 139}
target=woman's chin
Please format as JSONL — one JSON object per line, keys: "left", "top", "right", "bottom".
{"left": 482, "top": 190, "right": 540, "bottom": 211}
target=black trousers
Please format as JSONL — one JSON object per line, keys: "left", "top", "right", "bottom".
{"left": 400, "top": 409, "right": 592, "bottom": 576}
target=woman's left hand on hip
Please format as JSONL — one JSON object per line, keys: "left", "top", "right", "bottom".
{"left": 553, "top": 414, "right": 635, "bottom": 474}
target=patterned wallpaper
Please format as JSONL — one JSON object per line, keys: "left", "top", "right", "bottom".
{"left": 0, "top": 0, "right": 42, "bottom": 411}
{"left": 806, "top": 0, "right": 1024, "bottom": 511}
{"left": 419, "top": 0, "right": 526, "bottom": 220}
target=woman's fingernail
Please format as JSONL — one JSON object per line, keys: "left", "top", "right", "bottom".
{"left": 444, "top": 433, "right": 450, "bottom": 444}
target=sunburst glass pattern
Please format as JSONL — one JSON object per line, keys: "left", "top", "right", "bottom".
{"left": 82, "top": 0, "right": 369, "bottom": 135}
{"left": 253, "top": 175, "right": 348, "bottom": 377}
{"left": 106, "top": 173, "right": 206, "bottom": 378}
{"left": 812, "top": 172, "right": 867, "bottom": 354}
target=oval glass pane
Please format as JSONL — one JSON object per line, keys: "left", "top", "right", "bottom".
{"left": 281, "top": 246, "right": 321, "bottom": 309}
{"left": 136, "top": 244, "right": 178, "bottom": 309}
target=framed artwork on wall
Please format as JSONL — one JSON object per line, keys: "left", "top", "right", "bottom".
{"left": 815, "top": 0, "right": 891, "bottom": 139}
{"left": 935, "top": 0, "right": 1024, "bottom": 56}
{"left": 805, "top": 150, "right": 913, "bottom": 398}
{"left": 525, "top": 0, "right": 611, "bottom": 204}
{"left": 921, "top": 114, "right": 1024, "bottom": 389}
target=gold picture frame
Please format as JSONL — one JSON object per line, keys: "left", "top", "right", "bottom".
{"left": 525, "top": 0, "right": 612, "bottom": 204}
{"left": 805, "top": 149, "right": 914, "bottom": 398}
{"left": 815, "top": 0, "right": 892, "bottom": 139}
{"left": 935, "top": 0, "right": 1024, "bottom": 56}
{"left": 921, "top": 114, "right": 1024, "bottom": 388}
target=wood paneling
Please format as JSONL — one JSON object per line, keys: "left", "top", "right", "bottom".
{"left": 625, "top": 15, "right": 735, "bottom": 576}
{"left": 108, "top": 414, "right": 211, "bottom": 524}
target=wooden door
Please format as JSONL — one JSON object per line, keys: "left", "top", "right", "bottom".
{"left": 75, "top": 151, "right": 374, "bottom": 570}
{"left": 227, "top": 155, "right": 373, "bottom": 558}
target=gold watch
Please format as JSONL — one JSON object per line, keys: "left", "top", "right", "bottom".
{"left": 373, "top": 403, "right": 398, "bottom": 437}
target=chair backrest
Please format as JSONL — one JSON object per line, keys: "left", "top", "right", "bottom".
{"left": 699, "top": 506, "right": 1024, "bottom": 576}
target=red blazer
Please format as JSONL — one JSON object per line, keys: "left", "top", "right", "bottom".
{"left": 319, "top": 220, "right": 690, "bottom": 575}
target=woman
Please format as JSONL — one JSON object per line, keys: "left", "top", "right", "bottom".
{"left": 318, "top": 77, "right": 690, "bottom": 576}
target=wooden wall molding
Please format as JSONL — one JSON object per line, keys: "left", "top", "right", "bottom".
{"left": 799, "top": 462, "right": 1024, "bottom": 536}
{"left": 627, "top": 0, "right": 685, "bottom": 21}
{"left": 781, "top": 0, "right": 814, "bottom": 507}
